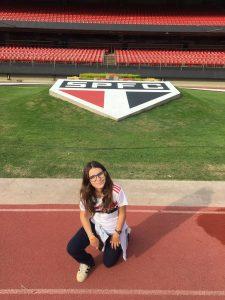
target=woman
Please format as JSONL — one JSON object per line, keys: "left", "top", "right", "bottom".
{"left": 67, "top": 161, "right": 130, "bottom": 283}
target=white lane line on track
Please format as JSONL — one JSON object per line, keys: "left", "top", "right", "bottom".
{"left": 0, "top": 208, "right": 225, "bottom": 214}
{"left": 0, "top": 288, "right": 225, "bottom": 296}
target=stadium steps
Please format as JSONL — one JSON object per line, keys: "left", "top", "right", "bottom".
{"left": 104, "top": 53, "right": 116, "bottom": 65}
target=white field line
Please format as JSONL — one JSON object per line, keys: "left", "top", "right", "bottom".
{"left": 0, "top": 288, "right": 225, "bottom": 296}
{"left": 0, "top": 208, "right": 225, "bottom": 214}
{"left": 0, "top": 83, "right": 46, "bottom": 86}
{"left": 188, "top": 87, "right": 225, "bottom": 92}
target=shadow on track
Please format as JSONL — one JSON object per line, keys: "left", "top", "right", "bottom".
{"left": 127, "top": 187, "right": 213, "bottom": 258}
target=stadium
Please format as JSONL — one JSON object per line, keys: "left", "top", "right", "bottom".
{"left": 0, "top": 0, "right": 225, "bottom": 178}
{"left": 1, "top": 1, "right": 225, "bottom": 298}
{"left": 0, "top": 0, "right": 225, "bottom": 79}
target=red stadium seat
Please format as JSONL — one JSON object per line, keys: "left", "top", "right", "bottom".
{"left": 114, "top": 49, "right": 225, "bottom": 67}
{"left": 0, "top": 4, "right": 224, "bottom": 26}
{"left": 0, "top": 46, "right": 105, "bottom": 64}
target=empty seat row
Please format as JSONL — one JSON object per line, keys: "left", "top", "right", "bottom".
{"left": 115, "top": 50, "right": 225, "bottom": 66}
{"left": 0, "top": 6, "right": 224, "bottom": 26}
{"left": 0, "top": 46, "right": 105, "bottom": 63}
{"left": 1, "top": 46, "right": 224, "bottom": 67}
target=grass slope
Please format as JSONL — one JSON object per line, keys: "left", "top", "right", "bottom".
{"left": 0, "top": 85, "right": 225, "bottom": 180}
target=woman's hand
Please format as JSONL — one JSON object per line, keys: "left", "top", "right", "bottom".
{"left": 89, "top": 235, "right": 99, "bottom": 250}
{"left": 110, "top": 232, "right": 120, "bottom": 249}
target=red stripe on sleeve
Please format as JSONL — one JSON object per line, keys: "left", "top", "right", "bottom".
{"left": 113, "top": 184, "right": 121, "bottom": 194}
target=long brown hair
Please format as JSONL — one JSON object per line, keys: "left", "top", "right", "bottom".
{"left": 80, "top": 161, "right": 114, "bottom": 214}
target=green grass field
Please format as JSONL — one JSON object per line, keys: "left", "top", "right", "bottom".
{"left": 0, "top": 84, "right": 225, "bottom": 180}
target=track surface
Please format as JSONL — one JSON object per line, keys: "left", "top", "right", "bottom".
{"left": 1, "top": 205, "right": 225, "bottom": 299}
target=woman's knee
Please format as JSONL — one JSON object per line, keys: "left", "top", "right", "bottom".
{"left": 66, "top": 228, "right": 87, "bottom": 257}
{"left": 103, "top": 258, "right": 117, "bottom": 268}
{"left": 66, "top": 240, "right": 79, "bottom": 257}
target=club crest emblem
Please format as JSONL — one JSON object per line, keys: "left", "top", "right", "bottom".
{"left": 49, "top": 80, "right": 180, "bottom": 120}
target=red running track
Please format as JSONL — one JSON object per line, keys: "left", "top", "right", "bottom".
{"left": 0, "top": 205, "right": 225, "bottom": 300}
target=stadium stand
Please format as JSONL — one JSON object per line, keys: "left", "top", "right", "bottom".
{"left": 1, "top": 46, "right": 224, "bottom": 68}
{"left": 0, "top": 46, "right": 105, "bottom": 64}
{"left": 0, "top": 0, "right": 224, "bottom": 79}
{"left": 116, "top": 50, "right": 225, "bottom": 67}
{"left": 0, "top": 5, "right": 225, "bottom": 26}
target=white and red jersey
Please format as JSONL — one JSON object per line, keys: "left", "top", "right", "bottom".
{"left": 79, "top": 184, "right": 128, "bottom": 234}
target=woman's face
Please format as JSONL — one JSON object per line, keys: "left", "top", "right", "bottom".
{"left": 89, "top": 167, "right": 106, "bottom": 191}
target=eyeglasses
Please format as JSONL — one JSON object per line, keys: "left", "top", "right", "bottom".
{"left": 89, "top": 171, "right": 105, "bottom": 182}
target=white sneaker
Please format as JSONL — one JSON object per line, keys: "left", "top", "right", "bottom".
{"left": 76, "top": 263, "right": 91, "bottom": 282}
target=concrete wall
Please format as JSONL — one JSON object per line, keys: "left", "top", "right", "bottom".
{"left": 1, "top": 62, "right": 225, "bottom": 80}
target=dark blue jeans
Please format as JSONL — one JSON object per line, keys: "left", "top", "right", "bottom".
{"left": 67, "top": 221, "right": 122, "bottom": 268}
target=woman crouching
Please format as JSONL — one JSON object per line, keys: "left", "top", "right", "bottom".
{"left": 67, "top": 161, "right": 131, "bottom": 282}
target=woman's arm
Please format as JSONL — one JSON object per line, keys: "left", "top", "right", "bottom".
{"left": 110, "top": 205, "right": 126, "bottom": 249}
{"left": 80, "top": 210, "right": 99, "bottom": 249}
{"left": 115, "top": 205, "right": 126, "bottom": 232}
{"left": 80, "top": 210, "right": 93, "bottom": 238}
